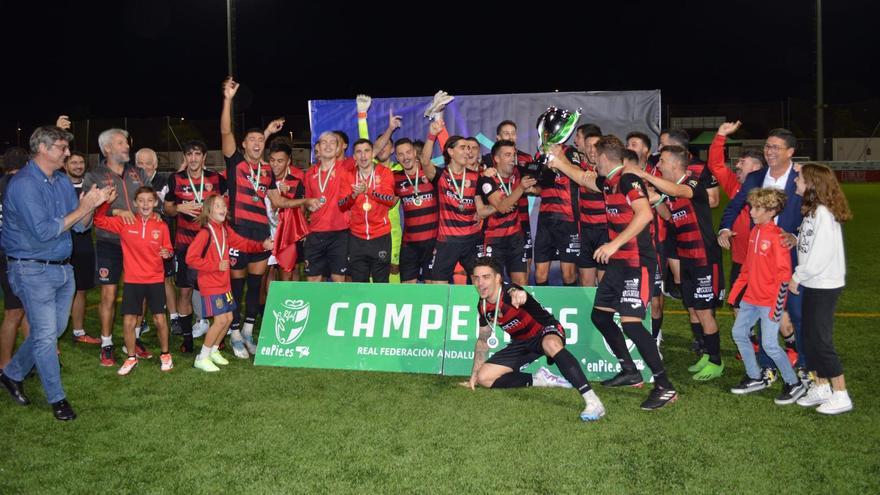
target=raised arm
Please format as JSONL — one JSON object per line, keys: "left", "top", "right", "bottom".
{"left": 220, "top": 77, "right": 240, "bottom": 158}
{"left": 547, "top": 145, "right": 599, "bottom": 191}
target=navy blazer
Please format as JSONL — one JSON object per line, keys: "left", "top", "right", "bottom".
{"left": 719, "top": 164, "right": 803, "bottom": 235}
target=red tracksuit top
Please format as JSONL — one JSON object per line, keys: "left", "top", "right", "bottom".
{"left": 185, "top": 220, "right": 266, "bottom": 296}
{"left": 708, "top": 134, "right": 752, "bottom": 264}
{"left": 339, "top": 164, "right": 398, "bottom": 240}
{"left": 94, "top": 205, "right": 172, "bottom": 284}
{"left": 728, "top": 222, "right": 792, "bottom": 318}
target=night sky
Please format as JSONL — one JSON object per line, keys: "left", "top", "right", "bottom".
{"left": 2, "top": 0, "right": 878, "bottom": 147}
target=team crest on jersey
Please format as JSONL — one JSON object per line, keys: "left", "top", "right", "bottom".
{"left": 205, "top": 183, "right": 213, "bottom": 191}
{"left": 760, "top": 240, "right": 771, "bottom": 252}
{"left": 99, "top": 267, "right": 109, "bottom": 279}
{"left": 152, "top": 230, "right": 161, "bottom": 240}
{"left": 464, "top": 179, "right": 471, "bottom": 188}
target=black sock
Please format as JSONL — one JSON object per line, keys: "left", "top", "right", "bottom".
{"left": 690, "top": 322, "right": 705, "bottom": 348}
{"left": 704, "top": 332, "right": 721, "bottom": 364}
{"left": 552, "top": 348, "right": 591, "bottom": 393}
{"left": 491, "top": 371, "right": 533, "bottom": 388}
{"left": 180, "top": 314, "right": 193, "bottom": 344}
{"left": 620, "top": 321, "right": 671, "bottom": 388}
{"left": 536, "top": 280, "right": 549, "bottom": 286}
{"left": 231, "top": 277, "right": 246, "bottom": 327}
{"left": 563, "top": 281, "right": 578, "bottom": 287}
{"left": 245, "top": 274, "right": 263, "bottom": 321}
{"left": 651, "top": 316, "right": 663, "bottom": 339}
{"left": 591, "top": 310, "right": 636, "bottom": 370}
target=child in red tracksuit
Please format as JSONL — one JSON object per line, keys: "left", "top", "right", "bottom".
{"left": 94, "top": 187, "right": 174, "bottom": 375}
{"left": 186, "top": 195, "right": 273, "bottom": 372}
{"left": 727, "top": 188, "right": 804, "bottom": 404}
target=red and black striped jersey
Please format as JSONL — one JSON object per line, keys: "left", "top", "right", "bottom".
{"left": 664, "top": 171, "right": 722, "bottom": 266}
{"left": 225, "top": 150, "right": 277, "bottom": 241}
{"left": 393, "top": 168, "right": 438, "bottom": 243}
{"left": 165, "top": 169, "right": 226, "bottom": 249}
{"left": 303, "top": 159, "right": 355, "bottom": 233}
{"left": 596, "top": 172, "right": 656, "bottom": 268}
{"left": 578, "top": 161, "right": 607, "bottom": 229}
{"left": 477, "top": 283, "right": 564, "bottom": 342}
{"left": 436, "top": 166, "right": 481, "bottom": 240}
{"left": 689, "top": 158, "right": 719, "bottom": 190}
{"left": 539, "top": 146, "right": 581, "bottom": 222}
{"left": 478, "top": 170, "right": 525, "bottom": 241}
{"left": 277, "top": 166, "right": 305, "bottom": 200}
{"left": 644, "top": 162, "right": 668, "bottom": 248}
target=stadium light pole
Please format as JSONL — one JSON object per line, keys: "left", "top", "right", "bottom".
{"left": 816, "top": 0, "right": 824, "bottom": 160}
{"left": 226, "top": 0, "right": 235, "bottom": 77}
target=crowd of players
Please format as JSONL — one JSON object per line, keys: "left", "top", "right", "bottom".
{"left": 0, "top": 79, "right": 853, "bottom": 421}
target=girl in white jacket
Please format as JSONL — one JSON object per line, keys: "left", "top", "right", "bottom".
{"left": 789, "top": 163, "right": 852, "bottom": 415}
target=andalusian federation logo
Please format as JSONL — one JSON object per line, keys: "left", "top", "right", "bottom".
{"left": 273, "top": 299, "right": 310, "bottom": 345}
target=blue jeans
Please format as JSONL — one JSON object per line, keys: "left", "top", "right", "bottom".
{"left": 731, "top": 301, "right": 797, "bottom": 385}
{"left": 4, "top": 261, "right": 75, "bottom": 404}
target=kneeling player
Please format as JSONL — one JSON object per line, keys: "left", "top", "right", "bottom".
{"left": 464, "top": 258, "right": 605, "bottom": 422}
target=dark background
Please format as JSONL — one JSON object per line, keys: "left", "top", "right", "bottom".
{"left": 2, "top": 0, "right": 877, "bottom": 154}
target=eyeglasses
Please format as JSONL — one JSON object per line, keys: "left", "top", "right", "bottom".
{"left": 763, "top": 144, "right": 789, "bottom": 153}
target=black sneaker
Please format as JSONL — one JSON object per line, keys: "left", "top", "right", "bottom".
{"left": 601, "top": 368, "right": 644, "bottom": 388}
{"left": 170, "top": 318, "right": 183, "bottom": 336}
{"left": 640, "top": 386, "right": 678, "bottom": 410}
{"left": 51, "top": 399, "right": 76, "bottom": 421}
{"left": 730, "top": 375, "right": 768, "bottom": 395}
{"left": 775, "top": 381, "right": 807, "bottom": 405}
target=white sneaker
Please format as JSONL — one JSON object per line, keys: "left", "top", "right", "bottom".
{"left": 580, "top": 389, "right": 606, "bottom": 422}
{"left": 242, "top": 334, "right": 258, "bottom": 355}
{"left": 533, "top": 367, "right": 573, "bottom": 388}
{"left": 231, "top": 339, "right": 250, "bottom": 359}
{"left": 816, "top": 390, "right": 853, "bottom": 415}
{"left": 192, "top": 319, "right": 210, "bottom": 339}
{"left": 797, "top": 383, "right": 831, "bottom": 407}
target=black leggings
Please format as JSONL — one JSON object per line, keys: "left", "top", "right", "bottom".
{"left": 802, "top": 286, "right": 844, "bottom": 378}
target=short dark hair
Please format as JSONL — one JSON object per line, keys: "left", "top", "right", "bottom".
{"left": 659, "top": 145, "right": 689, "bottom": 168}
{"left": 491, "top": 139, "right": 516, "bottom": 158}
{"left": 740, "top": 150, "right": 766, "bottom": 168}
{"left": 269, "top": 141, "right": 292, "bottom": 156}
{"left": 243, "top": 127, "right": 264, "bottom": 139}
{"left": 577, "top": 123, "right": 603, "bottom": 139}
{"left": 394, "top": 138, "right": 413, "bottom": 149}
{"left": 352, "top": 138, "right": 372, "bottom": 149}
{"left": 664, "top": 129, "right": 690, "bottom": 148}
{"left": 767, "top": 128, "right": 797, "bottom": 150}
{"left": 182, "top": 139, "right": 207, "bottom": 154}
{"left": 596, "top": 135, "right": 625, "bottom": 162}
{"left": 3, "top": 146, "right": 29, "bottom": 172}
{"left": 622, "top": 149, "right": 639, "bottom": 164}
{"left": 474, "top": 256, "right": 502, "bottom": 275}
{"left": 67, "top": 150, "right": 87, "bottom": 164}
{"left": 625, "top": 131, "right": 651, "bottom": 150}
{"left": 495, "top": 120, "right": 517, "bottom": 136}
{"left": 134, "top": 185, "right": 158, "bottom": 201}
{"left": 443, "top": 135, "right": 466, "bottom": 164}
{"left": 334, "top": 130, "right": 350, "bottom": 147}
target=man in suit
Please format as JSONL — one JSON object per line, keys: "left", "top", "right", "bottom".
{"left": 718, "top": 128, "right": 804, "bottom": 374}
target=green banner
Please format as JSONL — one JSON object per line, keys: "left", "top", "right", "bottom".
{"left": 255, "top": 282, "right": 652, "bottom": 381}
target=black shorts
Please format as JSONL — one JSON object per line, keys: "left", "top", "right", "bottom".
{"left": 348, "top": 233, "right": 391, "bottom": 283}
{"left": 304, "top": 230, "right": 349, "bottom": 277}
{"left": 663, "top": 234, "right": 677, "bottom": 261}
{"left": 429, "top": 234, "right": 480, "bottom": 282}
{"left": 71, "top": 247, "right": 95, "bottom": 291}
{"left": 229, "top": 248, "right": 271, "bottom": 270}
{"left": 174, "top": 247, "right": 197, "bottom": 289}
{"left": 482, "top": 233, "right": 527, "bottom": 275}
{"left": 95, "top": 240, "right": 123, "bottom": 285}
{"left": 577, "top": 227, "right": 608, "bottom": 269}
{"left": 121, "top": 282, "right": 167, "bottom": 316}
{"left": 400, "top": 239, "right": 435, "bottom": 282}
{"left": 534, "top": 218, "right": 579, "bottom": 264}
{"left": 486, "top": 328, "right": 566, "bottom": 370}
{"left": 595, "top": 264, "right": 652, "bottom": 319}
{"left": 681, "top": 262, "right": 724, "bottom": 310}
{"left": 0, "top": 257, "right": 23, "bottom": 310}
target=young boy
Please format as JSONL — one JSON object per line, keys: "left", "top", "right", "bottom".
{"left": 95, "top": 187, "right": 174, "bottom": 375}
{"left": 727, "top": 188, "right": 805, "bottom": 404}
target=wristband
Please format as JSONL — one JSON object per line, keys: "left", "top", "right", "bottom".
{"left": 357, "top": 112, "right": 367, "bottom": 119}
{"left": 427, "top": 133, "right": 437, "bottom": 141}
